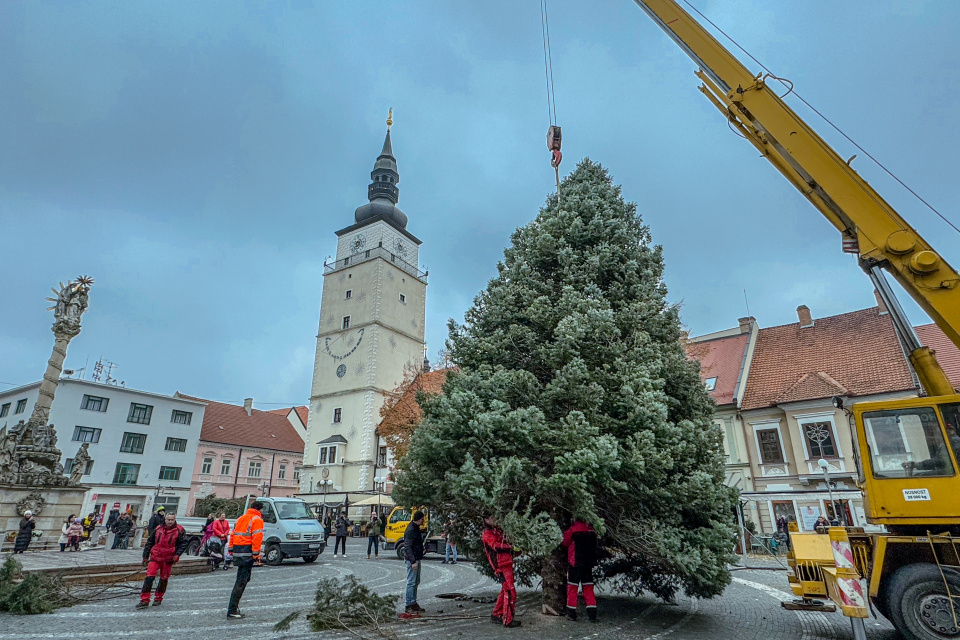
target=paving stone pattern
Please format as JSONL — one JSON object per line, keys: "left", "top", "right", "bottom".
{"left": 0, "top": 548, "right": 900, "bottom": 640}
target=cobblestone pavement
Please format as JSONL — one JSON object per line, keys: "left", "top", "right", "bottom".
{"left": 0, "top": 549, "right": 901, "bottom": 640}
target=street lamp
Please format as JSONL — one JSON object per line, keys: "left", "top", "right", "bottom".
{"left": 818, "top": 458, "right": 844, "bottom": 526}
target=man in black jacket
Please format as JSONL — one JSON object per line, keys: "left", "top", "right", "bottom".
{"left": 402, "top": 511, "right": 426, "bottom": 615}
{"left": 147, "top": 506, "right": 166, "bottom": 537}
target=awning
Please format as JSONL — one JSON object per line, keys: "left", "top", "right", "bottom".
{"left": 351, "top": 494, "right": 394, "bottom": 507}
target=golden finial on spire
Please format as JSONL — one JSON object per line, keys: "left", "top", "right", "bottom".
{"left": 386, "top": 108, "right": 393, "bottom": 131}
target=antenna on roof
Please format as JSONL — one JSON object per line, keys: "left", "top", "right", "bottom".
{"left": 743, "top": 289, "right": 751, "bottom": 317}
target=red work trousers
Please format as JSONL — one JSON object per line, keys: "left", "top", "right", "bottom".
{"left": 140, "top": 560, "right": 173, "bottom": 603}
{"left": 566, "top": 566, "right": 596, "bottom": 610}
{"left": 492, "top": 565, "right": 517, "bottom": 625}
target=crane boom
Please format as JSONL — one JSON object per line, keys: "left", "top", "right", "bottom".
{"left": 633, "top": 0, "right": 960, "bottom": 396}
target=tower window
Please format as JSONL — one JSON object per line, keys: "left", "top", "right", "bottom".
{"left": 343, "top": 257, "right": 350, "bottom": 266}
{"left": 398, "top": 293, "right": 406, "bottom": 304}
{"left": 345, "top": 290, "right": 352, "bottom": 299}
{"left": 342, "top": 316, "right": 351, "bottom": 330}
{"left": 333, "top": 408, "right": 342, "bottom": 424}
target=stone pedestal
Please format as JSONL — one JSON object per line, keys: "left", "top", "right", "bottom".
{"left": 0, "top": 484, "right": 87, "bottom": 550}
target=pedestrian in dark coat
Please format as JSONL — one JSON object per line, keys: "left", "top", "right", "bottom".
{"left": 322, "top": 514, "right": 332, "bottom": 542}
{"left": 147, "top": 506, "right": 166, "bottom": 537}
{"left": 136, "top": 512, "right": 188, "bottom": 608}
{"left": 13, "top": 511, "right": 36, "bottom": 553}
{"left": 402, "top": 511, "right": 426, "bottom": 615}
{"left": 333, "top": 514, "right": 353, "bottom": 557}
{"left": 111, "top": 512, "right": 133, "bottom": 549}
{"left": 105, "top": 508, "right": 120, "bottom": 533}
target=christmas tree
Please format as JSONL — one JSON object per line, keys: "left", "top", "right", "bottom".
{"left": 393, "top": 159, "right": 737, "bottom": 610}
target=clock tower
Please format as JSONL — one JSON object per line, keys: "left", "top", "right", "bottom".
{"left": 302, "top": 113, "right": 427, "bottom": 500}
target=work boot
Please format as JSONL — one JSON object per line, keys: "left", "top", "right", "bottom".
{"left": 226, "top": 610, "right": 245, "bottom": 619}
{"left": 135, "top": 601, "right": 149, "bottom": 610}
{"left": 505, "top": 620, "right": 522, "bottom": 628}
{"left": 151, "top": 600, "right": 162, "bottom": 607}
{"left": 587, "top": 608, "right": 598, "bottom": 623}
{"left": 490, "top": 615, "right": 503, "bottom": 624}
{"left": 566, "top": 608, "right": 577, "bottom": 621}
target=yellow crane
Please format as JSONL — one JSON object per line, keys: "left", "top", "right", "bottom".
{"left": 631, "top": 2, "right": 960, "bottom": 640}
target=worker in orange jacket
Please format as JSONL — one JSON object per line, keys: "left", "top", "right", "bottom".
{"left": 226, "top": 501, "right": 264, "bottom": 619}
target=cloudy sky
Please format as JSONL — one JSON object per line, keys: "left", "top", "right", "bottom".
{"left": 3, "top": 0, "right": 959, "bottom": 407}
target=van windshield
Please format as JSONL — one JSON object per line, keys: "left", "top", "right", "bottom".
{"left": 275, "top": 502, "right": 315, "bottom": 520}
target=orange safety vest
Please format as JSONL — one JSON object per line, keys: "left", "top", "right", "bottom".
{"left": 230, "top": 508, "right": 264, "bottom": 558}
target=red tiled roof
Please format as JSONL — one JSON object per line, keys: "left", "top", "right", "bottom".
{"left": 684, "top": 333, "right": 749, "bottom": 406}
{"left": 268, "top": 406, "right": 309, "bottom": 429}
{"left": 177, "top": 394, "right": 305, "bottom": 453}
{"left": 741, "top": 307, "right": 916, "bottom": 411}
{"left": 916, "top": 323, "right": 960, "bottom": 390}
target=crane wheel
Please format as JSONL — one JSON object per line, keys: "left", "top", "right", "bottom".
{"left": 886, "top": 563, "right": 960, "bottom": 640}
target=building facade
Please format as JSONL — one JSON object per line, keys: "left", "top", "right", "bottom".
{"left": 0, "top": 379, "right": 205, "bottom": 519}
{"left": 177, "top": 396, "right": 305, "bottom": 514}
{"left": 300, "top": 123, "right": 427, "bottom": 501}
{"left": 738, "top": 304, "right": 918, "bottom": 533}
{"left": 685, "top": 316, "right": 760, "bottom": 527}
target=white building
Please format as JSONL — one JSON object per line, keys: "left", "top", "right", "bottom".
{"left": 300, "top": 121, "right": 427, "bottom": 501}
{"left": 0, "top": 379, "right": 205, "bottom": 519}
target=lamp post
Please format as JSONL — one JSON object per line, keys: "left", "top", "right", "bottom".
{"left": 818, "top": 458, "right": 844, "bottom": 526}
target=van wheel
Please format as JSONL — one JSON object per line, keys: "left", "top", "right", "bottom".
{"left": 886, "top": 563, "right": 960, "bottom": 640}
{"left": 302, "top": 554, "right": 318, "bottom": 563}
{"left": 395, "top": 543, "right": 405, "bottom": 560}
{"left": 186, "top": 539, "right": 201, "bottom": 556}
{"left": 264, "top": 543, "right": 283, "bottom": 566}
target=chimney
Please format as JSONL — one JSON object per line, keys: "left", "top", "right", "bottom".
{"left": 738, "top": 316, "right": 755, "bottom": 334}
{"left": 243, "top": 398, "right": 253, "bottom": 416}
{"left": 797, "top": 305, "right": 814, "bottom": 328}
{"left": 679, "top": 330, "right": 690, "bottom": 346}
{"left": 874, "top": 289, "right": 889, "bottom": 315}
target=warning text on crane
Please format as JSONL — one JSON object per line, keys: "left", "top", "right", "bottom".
{"left": 902, "top": 488, "right": 931, "bottom": 501}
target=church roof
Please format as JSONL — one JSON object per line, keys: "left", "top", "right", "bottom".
{"left": 355, "top": 127, "right": 408, "bottom": 230}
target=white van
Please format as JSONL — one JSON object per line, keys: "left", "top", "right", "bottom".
{"left": 253, "top": 497, "right": 326, "bottom": 565}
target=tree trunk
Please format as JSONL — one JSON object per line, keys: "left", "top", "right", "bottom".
{"left": 541, "top": 545, "right": 567, "bottom": 615}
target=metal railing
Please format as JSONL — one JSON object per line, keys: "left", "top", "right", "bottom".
{"left": 324, "top": 246, "right": 427, "bottom": 282}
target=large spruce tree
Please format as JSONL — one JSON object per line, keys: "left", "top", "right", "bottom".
{"left": 393, "top": 159, "right": 737, "bottom": 610}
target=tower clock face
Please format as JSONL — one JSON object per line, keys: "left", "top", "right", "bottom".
{"left": 324, "top": 328, "right": 364, "bottom": 360}
{"left": 351, "top": 234, "right": 366, "bottom": 254}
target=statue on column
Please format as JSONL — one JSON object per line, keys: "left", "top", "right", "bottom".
{"left": 0, "top": 276, "right": 94, "bottom": 487}
{"left": 69, "top": 443, "right": 92, "bottom": 485}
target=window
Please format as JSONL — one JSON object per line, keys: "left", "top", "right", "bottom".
{"left": 802, "top": 421, "right": 837, "bottom": 458}
{"left": 155, "top": 496, "right": 179, "bottom": 514}
{"left": 64, "top": 458, "right": 94, "bottom": 476}
{"left": 399, "top": 293, "right": 406, "bottom": 304}
{"left": 278, "top": 463, "right": 287, "bottom": 479}
{"left": 704, "top": 377, "right": 717, "bottom": 391}
{"left": 72, "top": 426, "right": 102, "bottom": 443}
{"left": 864, "top": 406, "right": 956, "bottom": 478}
{"left": 342, "top": 316, "right": 351, "bottom": 330}
{"left": 319, "top": 446, "right": 338, "bottom": 465}
{"left": 260, "top": 503, "right": 277, "bottom": 524}
{"left": 120, "top": 432, "right": 147, "bottom": 454}
{"left": 164, "top": 437, "right": 187, "bottom": 452}
{"left": 159, "top": 466, "right": 182, "bottom": 481}
{"left": 248, "top": 461, "right": 262, "bottom": 478}
{"left": 15, "top": 399, "right": 27, "bottom": 414}
{"left": 127, "top": 403, "right": 153, "bottom": 425}
{"left": 333, "top": 408, "right": 342, "bottom": 424}
{"left": 0, "top": 403, "right": 8, "bottom": 417}
{"left": 345, "top": 289, "right": 352, "bottom": 299}
{"left": 80, "top": 395, "right": 109, "bottom": 412}
{"left": 389, "top": 509, "right": 411, "bottom": 524}
{"left": 757, "top": 428, "right": 784, "bottom": 464}
{"left": 171, "top": 410, "right": 192, "bottom": 425}
{"left": 343, "top": 256, "right": 350, "bottom": 266}
{"left": 220, "top": 458, "right": 232, "bottom": 476}
{"left": 201, "top": 457, "right": 213, "bottom": 474}
{"left": 112, "top": 463, "right": 140, "bottom": 485}
{"left": 378, "top": 446, "right": 387, "bottom": 467}
{"left": 293, "top": 465, "right": 301, "bottom": 481}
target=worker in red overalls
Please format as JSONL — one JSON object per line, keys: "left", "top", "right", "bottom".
{"left": 136, "top": 512, "right": 189, "bottom": 608}
{"left": 482, "top": 515, "right": 521, "bottom": 628}
{"left": 562, "top": 518, "right": 599, "bottom": 622}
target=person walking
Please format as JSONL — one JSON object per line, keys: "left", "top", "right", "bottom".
{"left": 136, "top": 511, "right": 188, "bottom": 609}
{"left": 561, "top": 518, "right": 599, "bottom": 622}
{"left": 59, "top": 515, "right": 75, "bottom": 552}
{"left": 13, "top": 511, "right": 36, "bottom": 554}
{"left": 226, "top": 501, "right": 264, "bottom": 619}
{"left": 333, "top": 514, "right": 352, "bottom": 557}
{"left": 147, "top": 506, "right": 166, "bottom": 538}
{"left": 402, "top": 511, "right": 426, "bottom": 615}
{"left": 105, "top": 508, "right": 120, "bottom": 534}
{"left": 482, "top": 515, "right": 521, "bottom": 628}
{"left": 66, "top": 516, "right": 84, "bottom": 551}
{"left": 322, "top": 513, "right": 332, "bottom": 543}
{"left": 366, "top": 513, "right": 382, "bottom": 559}
{"left": 442, "top": 515, "right": 458, "bottom": 564}
{"left": 111, "top": 512, "right": 133, "bottom": 549}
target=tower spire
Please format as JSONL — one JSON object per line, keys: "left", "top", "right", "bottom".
{"left": 353, "top": 111, "right": 408, "bottom": 229}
